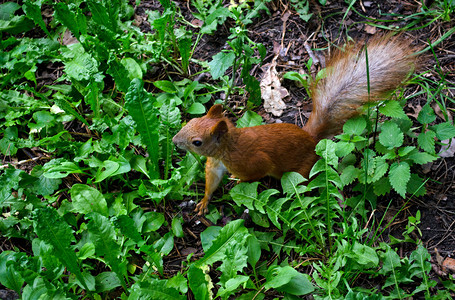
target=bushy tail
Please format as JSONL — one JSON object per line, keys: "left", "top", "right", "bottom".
{"left": 304, "top": 35, "right": 418, "bottom": 140}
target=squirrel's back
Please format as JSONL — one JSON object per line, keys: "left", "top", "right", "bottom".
{"left": 304, "top": 35, "right": 418, "bottom": 140}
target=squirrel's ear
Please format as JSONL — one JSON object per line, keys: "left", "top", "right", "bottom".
{"left": 207, "top": 104, "right": 223, "bottom": 118}
{"left": 211, "top": 120, "right": 228, "bottom": 141}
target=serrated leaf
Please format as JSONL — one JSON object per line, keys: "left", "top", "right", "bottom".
{"left": 208, "top": 51, "right": 235, "bottom": 80}
{"left": 64, "top": 52, "right": 99, "bottom": 81}
{"left": 125, "top": 79, "right": 160, "bottom": 177}
{"left": 70, "top": 184, "right": 108, "bottom": 216}
{"left": 54, "top": 3, "right": 83, "bottom": 38}
{"left": 408, "top": 151, "right": 436, "bottom": 165}
{"left": 114, "top": 215, "right": 143, "bottom": 243}
{"left": 374, "top": 176, "right": 391, "bottom": 196}
{"left": 230, "top": 182, "right": 259, "bottom": 212}
{"left": 433, "top": 122, "right": 455, "bottom": 140}
{"left": 34, "top": 207, "right": 90, "bottom": 290}
{"left": 86, "top": 212, "right": 127, "bottom": 289}
{"left": 389, "top": 161, "right": 410, "bottom": 197}
{"left": 107, "top": 59, "right": 130, "bottom": 92}
{"left": 379, "top": 100, "right": 407, "bottom": 119}
{"left": 196, "top": 219, "right": 249, "bottom": 267}
{"left": 53, "top": 93, "right": 89, "bottom": 126}
{"left": 417, "top": 130, "right": 436, "bottom": 154}
{"left": 417, "top": 104, "right": 436, "bottom": 124}
{"left": 379, "top": 121, "right": 403, "bottom": 149}
{"left": 343, "top": 117, "right": 366, "bottom": 135}
{"left": 23, "top": 1, "right": 50, "bottom": 35}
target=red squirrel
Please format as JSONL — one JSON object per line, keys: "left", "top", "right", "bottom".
{"left": 173, "top": 35, "right": 418, "bottom": 215}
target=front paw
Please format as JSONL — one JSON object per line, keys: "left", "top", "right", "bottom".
{"left": 195, "top": 200, "right": 209, "bottom": 216}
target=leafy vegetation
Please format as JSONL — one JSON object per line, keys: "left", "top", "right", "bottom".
{"left": 1, "top": 0, "right": 454, "bottom": 299}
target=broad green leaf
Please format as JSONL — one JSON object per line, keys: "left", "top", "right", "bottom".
{"left": 200, "top": 226, "right": 222, "bottom": 251}
{"left": 417, "top": 130, "right": 436, "bottom": 154}
{"left": 417, "top": 104, "right": 436, "bottom": 124}
{"left": 343, "top": 117, "right": 366, "bottom": 135}
{"left": 70, "top": 184, "right": 108, "bottom": 216}
{"left": 43, "top": 161, "right": 85, "bottom": 179}
{"left": 125, "top": 79, "right": 160, "bottom": 177}
{"left": 379, "top": 121, "right": 403, "bottom": 149}
{"left": 196, "top": 219, "right": 249, "bottom": 267}
{"left": 389, "top": 161, "right": 410, "bottom": 197}
{"left": 143, "top": 211, "right": 165, "bottom": 232}
{"left": 315, "top": 139, "right": 337, "bottom": 167}
{"left": 114, "top": 215, "right": 143, "bottom": 243}
{"left": 230, "top": 182, "right": 259, "bottom": 211}
{"left": 95, "top": 272, "right": 121, "bottom": 293}
{"left": 188, "top": 265, "right": 212, "bottom": 300}
{"left": 86, "top": 212, "right": 127, "bottom": 289}
{"left": 23, "top": 1, "right": 50, "bottom": 35}
{"left": 187, "top": 102, "right": 205, "bottom": 114}
{"left": 52, "top": 93, "right": 89, "bottom": 126}
{"left": 379, "top": 100, "right": 407, "bottom": 119}
{"left": 64, "top": 52, "right": 99, "bottom": 81}
{"left": 34, "top": 207, "right": 90, "bottom": 290}
{"left": 88, "top": 0, "right": 115, "bottom": 31}
{"left": 281, "top": 172, "right": 306, "bottom": 195}
{"left": 433, "top": 122, "right": 455, "bottom": 140}
{"left": 408, "top": 151, "right": 436, "bottom": 165}
{"left": 121, "top": 57, "right": 142, "bottom": 80}
{"left": 237, "top": 110, "right": 263, "bottom": 128}
{"left": 0, "top": 251, "right": 24, "bottom": 292}
{"left": 407, "top": 174, "right": 426, "bottom": 196}
{"left": 129, "top": 279, "right": 185, "bottom": 300}
{"left": 107, "top": 59, "right": 130, "bottom": 92}
{"left": 154, "top": 80, "right": 177, "bottom": 93}
{"left": 54, "top": 3, "right": 84, "bottom": 38}
{"left": 178, "top": 37, "right": 192, "bottom": 73}
{"left": 208, "top": 51, "right": 235, "bottom": 80}
{"left": 265, "top": 265, "right": 314, "bottom": 296}
{"left": 171, "top": 216, "right": 184, "bottom": 238}
{"left": 94, "top": 160, "right": 120, "bottom": 183}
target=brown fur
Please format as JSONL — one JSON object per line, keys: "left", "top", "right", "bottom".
{"left": 173, "top": 35, "right": 419, "bottom": 215}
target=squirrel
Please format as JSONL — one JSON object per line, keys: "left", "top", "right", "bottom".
{"left": 173, "top": 35, "right": 418, "bottom": 215}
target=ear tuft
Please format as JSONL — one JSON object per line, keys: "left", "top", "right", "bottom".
{"left": 206, "top": 104, "right": 224, "bottom": 118}
{"left": 211, "top": 120, "right": 228, "bottom": 141}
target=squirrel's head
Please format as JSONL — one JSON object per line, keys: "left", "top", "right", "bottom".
{"left": 173, "top": 104, "right": 230, "bottom": 157}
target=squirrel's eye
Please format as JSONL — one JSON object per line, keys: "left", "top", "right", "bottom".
{"left": 192, "top": 140, "right": 202, "bottom": 147}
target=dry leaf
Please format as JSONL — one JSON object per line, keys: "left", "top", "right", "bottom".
{"left": 364, "top": 25, "right": 377, "bottom": 34}
{"left": 439, "top": 138, "right": 455, "bottom": 158}
{"left": 260, "top": 60, "right": 288, "bottom": 117}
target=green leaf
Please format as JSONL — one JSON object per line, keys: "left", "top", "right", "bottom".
{"left": 178, "top": 37, "right": 192, "bottom": 73}
{"left": 95, "top": 272, "right": 121, "bottom": 293}
{"left": 129, "top": 279, "right": 185, "bottom": 300}
{"left": 34, "top": 207, "right": 91, "bottom": 290}
{"left": 107, "top": 59, "right": 130, "bottom": 92}
{"left": 121, "top": 57, "right": 143, "bottom": 80}
{"left": 54, "top": 3, "right": 83, "bottom": 38}
{"left": 53, "top": 93, "right": 89, "bottom": 126}
{"left": 188, "top": 265, "right": 212, "bottom": 300}
{"left": 343, "top": 117, "right": 366, "bottom": 135}
{"left": 209, "top": 51, "right": 236, "bottom": 80}
{"left": 389, "top": 161, "right": 410, "bottom": 197}
{"left": 281, "top": 172, "right": 306, "bottom": 195}
{"left": 64, "top": 52, "right": 99, "bottom": 81}
{"left": 88, "top": 0, "right": 115, "bottom": 31}
{"left": 379, "top": 121, "right": 403, "bottom": 149}
{"left": 433, "top": 122, "right": 455, "bottom": 140}
{"left": 187, "top": 102, "right": 206, "bottom": 114}
{"left": 374, "top": 176, "right": 391, "bottom": 196}
{"left": 417, "top": 130, "right": 436, "bottom": 154}
{"left": 379, "top": 100, "right": 407, "bottom": 119}
{"left": 408, "top": 150, "right": 436, "bottom": 165}
{"left": 70, "top": 184, "right": 108, "bottom": 216}
{"left": 125, "top": 78, "right": 160, "bottom": 177}
{"left": 154, "top": 80, "right": 177, "bottom": 93}
{"left": 196, "top": 219, "right": 249, "bottom": 267}
{"left": 0, "top": 251, "right": 24, "bottom": 293}
{"left": 171, "top": 216, "right": 184, "bottom": 238}
{"left": 23, "top": 1, "right": 50, "bottom": 35}
{"left": 86, "top": 212, "right": 127, "bottom": 289}
{"left": 114, "top": 215, "right": 143, "bottom": 243}
{"left": 417, "top": 104, "right": 436, "bottom": 124}
{"left": 237, "top": 110, "right": 263, "bottom": 128}
{"left": 265, "top": 265, "right": 314, "bottom": 295}
{"left": 43, "top": 161, "right": 85, "bottom": 179}
{"left": 230, "top": 182, "right": 259, "bottom": 211}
